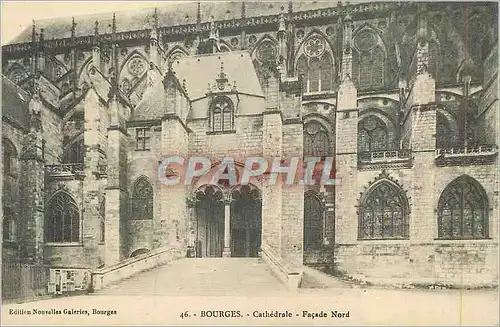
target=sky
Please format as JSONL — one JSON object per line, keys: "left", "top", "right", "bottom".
{"left": 1, "top": 1, "right": 173, "bottom": 45}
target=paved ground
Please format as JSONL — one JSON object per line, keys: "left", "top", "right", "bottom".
{"left": 2, "top": 258, "right": 499, "bottom": 326}
{"left": 94, "top": 258, "right": 288, "bottom": 296}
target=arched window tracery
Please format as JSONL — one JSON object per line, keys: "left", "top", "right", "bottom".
{"left": 45, "top": 193, "right": 80, "bottom": 243}
{"left": 358, "top": 181, "right": 409, "bottom": 240}
{"left": 438, "top": 176, "right": 488, "bottom": 239}
{"left": 296, "top": 35, "right": 334, "bottom": 93}
{"left": 131, "top": 177, "right": 153, "bottom": 220}
{"left": 303, "top": 121, "right": 330, "bottom": 157}
{"left": 353, "top": 29, "right": 386, "bottom": 90}
{"left": 209, "top": 96, "right": 234, "bottom": 132}
{"left": 358, "top": 116, "right": 389, "bottom": 152}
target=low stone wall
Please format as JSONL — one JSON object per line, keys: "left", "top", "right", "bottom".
{"left": 91, "top": 246, "right": 184, "bottom": 291}
{"left": 335, "top": 240, "right": 499, "bottom": 287}
{"left": 261, "top": 243, "right": 302, "bottom": 291}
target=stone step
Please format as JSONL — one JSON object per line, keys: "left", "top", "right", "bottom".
{"left": 94, "top": 257, "right": 287, "bottom": 296}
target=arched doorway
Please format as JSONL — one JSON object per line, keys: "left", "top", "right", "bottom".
{"left": 194, "top": 185, "right": 225, "bottom": 257}
{"left": 230, "top": 185, "right": 262, "bottom": 257}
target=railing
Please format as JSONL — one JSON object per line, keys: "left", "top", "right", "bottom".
{"left": 358, "top": 149, "right": 413, "bottom": 164}
{"left": 45, "top": 163, "right": 84, "bottom": 176}
{"left": 435, "top": 145, "right": 498, "bottom": 157}
{"left": 2, "top": 262, "right": 49, "bottom": 302}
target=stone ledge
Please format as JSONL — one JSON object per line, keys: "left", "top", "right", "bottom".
{"left": 90, "top": 246, "right": 184, "bottom": 291}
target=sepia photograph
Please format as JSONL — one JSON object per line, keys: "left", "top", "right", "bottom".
{"left": 1, "top": 0, "right": 499, "bottom": 325}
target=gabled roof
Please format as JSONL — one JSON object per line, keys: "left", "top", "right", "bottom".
{"left": 172, "top": 51, "right": 263, "bottom": 100}
{"left": 130, "top": 69, "right": 166, "bottom": 121}
{"left": 2, "top": 75, "right": 31, "bottom": 128}
{"left": 8, "top": 2, "right": 340, "bottom": 44}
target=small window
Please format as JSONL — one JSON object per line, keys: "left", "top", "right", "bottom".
{"left": 136, "top": 128, "right": 151, "bottom": 150}
{"left": 3, "top": 209, "right": 16, "bottom": 242}
{"left": 3, "top": 139, "right": 17, "bottom": 176}
{"left": 209, "top": 97, "right": 234, "bottom": 132}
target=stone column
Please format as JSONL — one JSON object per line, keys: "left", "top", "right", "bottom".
{"left": 222, "top": 201, "right": 231, "bottom": 257}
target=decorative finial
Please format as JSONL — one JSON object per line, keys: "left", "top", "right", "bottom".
{"left": 39, "top": 28, "right": 45, "bottom": 43}
{"left": 153, "top": 8, "right": 159, "bottom": 30}
{"left": 112, "top": 13, "right": 116, "bottom": 35}
{"left": 241, "top": 2, "right": 246, "bottom": 19}
{"left": 278, "top": 12, "right": 286, "bottom": 32}
{"left": 197, "top": 2, "right": 201, "bottom": 25}
{"left": 94, "top": 21, "right": 99, "bottom": 36}
{"left": 31, "top": 20, "right": 36, "bottom": 43}
{"left": 71, "top": 17, "right": 77, "bottom": 39}
{"left": 288, "top": 1, "right": 293, "bottom": 15}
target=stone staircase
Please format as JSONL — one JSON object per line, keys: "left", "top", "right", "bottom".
{"left": 92, "top": 257, "right": 288, "bottom": 296}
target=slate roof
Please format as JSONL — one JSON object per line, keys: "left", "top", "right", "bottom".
{"left": 9, "top": 2, "right": 338, "bottom": 44}
{"left": 172, "top": 51, "right": 263, "bottom": 100}
{"left": 2, "top": 75, "right": 31, "bottom": 128}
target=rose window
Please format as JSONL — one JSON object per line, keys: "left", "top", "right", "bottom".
{"left": 10, "top": 69, "right": 25, "bottom": 84}
{"left": 304, "top": 37, "right": 325, "bottom": 58}
{"left": 128, "top": 57, "right": 146, "bottom": 76}
{"left": 354, "top": 30, "right": 377, "bottom": 52}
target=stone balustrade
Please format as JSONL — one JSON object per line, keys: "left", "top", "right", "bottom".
{"left": 358, "top": 149, "right": 413, "bottom": 164}
{"left": 44, "top": 163, "right": 84, "bottom": 176}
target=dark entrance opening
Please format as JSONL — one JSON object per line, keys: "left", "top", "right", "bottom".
{"left": 230, "top": 185, "right": 262, "bottom": 257}
{"left": 194, "top": 186, "right": 224, "bottom": 257}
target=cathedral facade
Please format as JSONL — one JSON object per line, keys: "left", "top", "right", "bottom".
{"left": 2, "top": 1, "right": 499, "bottom": 287}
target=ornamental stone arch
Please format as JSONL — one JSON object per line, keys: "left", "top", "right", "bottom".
{"left": 303, "top": 113, "right": 335, "bottom": 157}
{"left": 437, "top": 175, "right": 489, "bottom": 239}
{"left": 118, "top": 50, "right": 148, "bottom": 97}
{"left": 6, "top": 62, "right": 29, "bottom": 85}
{"left": 356, "top": 170, "right": 410, "bottom": 240}
{"left": 351, "top": 24, "right": 388, "bottom": 91}
{"left": 45, "top": 190, "right": 81, "bottom": 243}
{"left": 166, "top": 45, "right": 189, "bottom": 63}
{"left": 130, "top": 175, "right": 154, "bottom": 221}
{"left": 76, "top": 56, "right": 93, "bottom": 90}
{"left": 295, "top": 30, "right": 336, "bottom": 93}
{"left": 251, "top": 35, "right": 279, "bottom": 90}
{"left": 358, "top": 109, "right": 398, "bottom": 152}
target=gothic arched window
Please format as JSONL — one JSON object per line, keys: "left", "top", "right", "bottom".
{"left": 209, "top": 96, "right": 234, "bottom": 132}
{"left": 304, "top": 121, "right": 330, "bottom": 157}
{"left": 358, "top": 116, "right": 388, "bottom": 152}
{"left": 296, "top": 36, "right": 334, "bottom": 93}
{"left": 438, "top": 176, "right": 488, "bottom": 239}
{"left": 256, "top": 41, "right": 277, "bottom": 63}
{"left": 359, "top": 181, "right": 409, "bottom": 240}
{"left": 353, "top": 30, "right": 385, "bottom": 90}
{"left": 3, "top": 208, "right": 16, "bottom": 242}
{"left": 45, "top": 192, "right": 80, "bottom": 243}
{"left": 131, "top": 177, "right": 153, "bottom": 220}
{"left": 304, "top": 193, "right": 324, "bottom": 251}
{"left": 3, "top": 138, "right": 17, "bottom": 176}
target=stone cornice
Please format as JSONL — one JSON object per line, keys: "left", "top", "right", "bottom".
{"left": 3, "top": 2, "right": 405, "bottom": 57}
